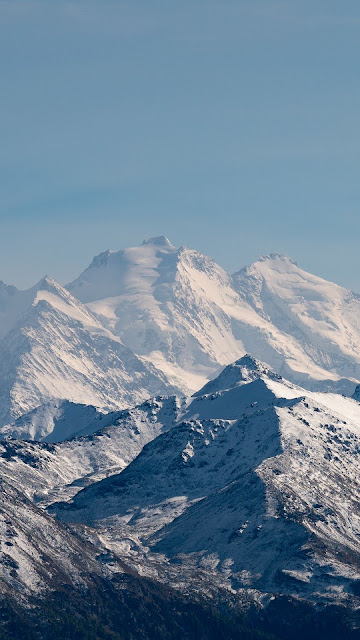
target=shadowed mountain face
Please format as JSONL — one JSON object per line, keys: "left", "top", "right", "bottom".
{"left": 353, "top": 384, "right": 360, "bottom": 401}
{"left": 49, "top": 356, "right": 360, "bottom": 602}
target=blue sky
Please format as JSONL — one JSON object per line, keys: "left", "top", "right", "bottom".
{"left": 1, "top": 1, "right": 360, "bottom": 290}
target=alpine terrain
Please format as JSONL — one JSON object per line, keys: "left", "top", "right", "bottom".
{"left": 0, "top": 239, "right": 360, "bottom": 638}
{"left": 69, "top": 237, "right": 360, "bottom": 395}
{"left": 0, "top": 273, "right": 176, "bottom": 429}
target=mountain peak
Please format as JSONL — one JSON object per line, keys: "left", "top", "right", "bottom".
{"left": 233, "top": 254, "right": 298, "bottom": 281}
{"left": 141, "top": 236, "right": 174, "bottom": 249}
{"left": 234, "top": 354, "right": 281, "bottom": 380}
{"left": 193, "top": 354, "right": 281, "bottom": 396}
{"left": 32, "top": 275, "right": 71, "bottom": 299}
{"left": 234, "top": 353, "right": 266, "bottom": 370}
{"left": 35, "top": 275, "right": 56, "bottom": 288}
{"left": 0, "top": 280, "right": 18, "bottom": 297}
{"left": 88, "top": 250, "right": 113, "bottom": 270}
{"left": 255, "top": 253, "right": 298, "bottom": 267}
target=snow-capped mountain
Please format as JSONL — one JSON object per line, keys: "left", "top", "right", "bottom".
{"left": 1, "top": 353, "right": 360, "bottom": 635}
{"left": 68, "top": 235, "right": 246, "bottom": 393}
{"left": 2, "top": 236, "right": 360, "bottom": 630}
{"left": 1, "top": 237, "right": 359, "bottom": 431}
{"left": 233, "top": 253, "right": 360, "bottom": 386}
{"left": 52, "top": 356, "right": 360, "bottom": 602}
{"left": 68, "top": 238, "right": 360, "bottom": 395}
{"left": 0, "top": 275, "right": 176, "bottom": 427}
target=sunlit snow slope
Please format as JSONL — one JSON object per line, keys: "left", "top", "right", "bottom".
{"left": 1, "top": 238, "right": 360, "bottom": 430}
{"left": 68, "top": 238, "right": 360, "bottom": 395}
{"left": 0, "top": 275, "right": 175, "bottom": 427}
{"left": 233, "top": 253, "right": 360, "bottom": 386}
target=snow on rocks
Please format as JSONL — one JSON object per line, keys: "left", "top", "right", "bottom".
{"left": 0, "top": 479, "right": 105, "bottom": 597}
{"left": 0, "top": 396, "right": 182, "bottom": 507}
{"left": 51, "top": 357, "right": 360, "bottom": 602}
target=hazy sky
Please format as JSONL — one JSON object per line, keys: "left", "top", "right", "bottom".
{"left": 1, "top": 1, "right": 360, "bottom": 290}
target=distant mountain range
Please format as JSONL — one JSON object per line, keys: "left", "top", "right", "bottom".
{"left": 69, "top": 236, "right": 360, "bottom": 395}
{"left": 0, "top": 236, "right": 359, "bottom": 434}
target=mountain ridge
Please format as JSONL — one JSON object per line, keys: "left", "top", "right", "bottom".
{"left": 1, "top": 237, "right": 360, "bottom": 429}
{"left": 0, "top": 352, "right": 360, "bottom": 635}
{"left": 68, "top": 238, "right": 360, "bottom": 395}
{"left": 49, "top": 355, "right": 360, "bottom": 605}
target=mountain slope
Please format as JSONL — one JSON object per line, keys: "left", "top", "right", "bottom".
{"left": 0, "top": 275, "right": 176, "bottom": 427}
{"left": 0, "top": 478, "right": 106, "bottom": 597}
{"left": 68, "top": 236, "right": 247, "bottom": 392}
{"left": 1, "top": 444, "right": 358, "bottom": 640}
{"left": 0, "top": 395, "right": 182, "bottom": 507}
{"left": 0, "top": 399, "right": 105, "bottom": 442}
{"left": 68, "top": 238, "right": 360, "bottom": 394}
{"left": 233, "top": 253, "right": 360, "bottom": 385}
{"left": 52, "top": 357, "right": 360, "bottom": 602}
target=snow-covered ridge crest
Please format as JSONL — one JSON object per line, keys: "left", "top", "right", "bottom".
{"left": 193, "top": 354, "right": 282, "bottom": 397}
{"left": 0, "top": 395, "right": 182, "bottom": 507}
{"left": 0, "top": 399, "right": 104, "bottom": 442}
{"left": 32, "top": 275, "right": 108, "bottom": 329}
{"left": 141, "top": 235, "right": 175, "bottom": 248}
{"left": 255, "top": 252, "right": 298, "bottom": 267}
